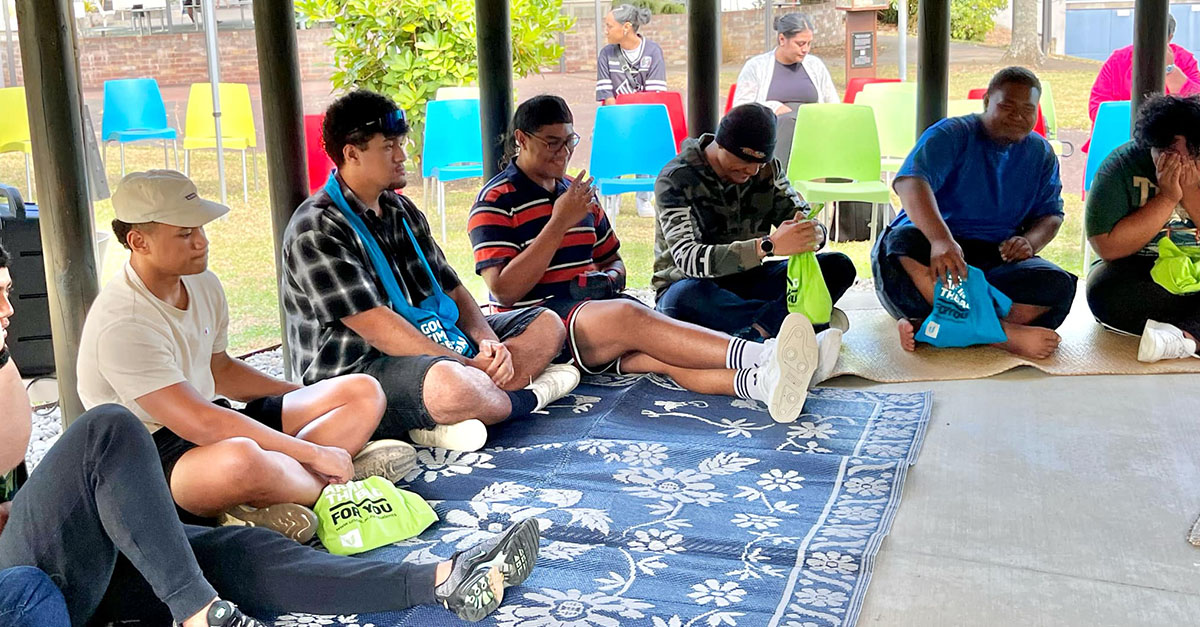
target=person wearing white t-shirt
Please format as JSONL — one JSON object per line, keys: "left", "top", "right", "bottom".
{"left": 76, "top": 170, "right": 415, "bottom": 542}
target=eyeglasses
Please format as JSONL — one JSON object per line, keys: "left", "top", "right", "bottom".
{"left": 526, "top": 131, "right": 581, "bottom": 154}
{"left": 353, "top": 109, "right": 408, "bottom": 137}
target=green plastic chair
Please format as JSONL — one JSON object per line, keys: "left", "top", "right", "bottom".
{"left": 947, "top": 99, "right": 982, "bottom": 118}
{"left": 1038, "top": 81, "right": 1072, "bottom": 157}
{"left": 787, "top": 103, "right": 892, "bottom": 241}
{"left": 854, "top": 90, "right": 916, "bottom": 174}
{"left": 860, "top": 81, "right": 917, "bottom": 99}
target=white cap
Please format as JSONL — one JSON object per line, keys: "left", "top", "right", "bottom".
{"left": 112, "top": 170, "right": 229, "bottom": 227}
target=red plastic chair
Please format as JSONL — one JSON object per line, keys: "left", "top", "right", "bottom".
{"left": 844, "top": 77, "right": 900, "bottom": 104}
{"left": 614, "top": 91, "right": 688, "bottom": 152}
{"left": 724, "top": 83, "right": 737, "bottom": 115}
{"left": 967, "top": 88, "right": 1046, "bottom": 137}
{"left": 304, "top": 114, "right": 335, "bottom": 194}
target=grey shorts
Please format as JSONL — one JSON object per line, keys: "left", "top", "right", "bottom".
{"left": 357, "top": 306, "right": 550, "bottom": 436}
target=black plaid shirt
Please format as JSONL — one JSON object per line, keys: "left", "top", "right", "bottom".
{"left": 282, "top": 179, "right": 461, "bottom": 383}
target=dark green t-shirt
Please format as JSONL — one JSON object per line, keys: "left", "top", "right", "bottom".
{"left": 1085, "top": 141, "right": 1199, "bottom": 258}
{"left": 1, "top": 464, "right": 26, "bottom": 504}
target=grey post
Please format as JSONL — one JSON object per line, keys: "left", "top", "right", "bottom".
{"left": 688, "top": 0, "right": 721, "bottom": 136}
{"left": 15, "top": 0, "right": 99, "bottom": 424}
{"left": 252, "top": 0, "right": 307, "bottom": 379}
{"left": 1131, "top": 0, "right": 1170, "bottom": 126}
{"left": 476, "top": 0, "right": 515, "bottom": 180}
{"left": 916, "top": 0, "right": 950, "bottom": 134}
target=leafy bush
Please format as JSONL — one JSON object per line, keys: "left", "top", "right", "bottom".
{"left": 879, "top": 0, "right": 1009, "bottom": 42}
{"left": 628, "top": 0, "right": 686, "bottom": 15}
{"left": 295, "top": 0, "right": 573, "bottom": 162}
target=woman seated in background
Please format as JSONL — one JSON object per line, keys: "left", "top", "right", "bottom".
{"left": 731, "top": 12, "right": 838, "bottom": 168}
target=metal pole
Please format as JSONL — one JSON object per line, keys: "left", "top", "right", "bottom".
{"left": 688, "top": 0, "right": 720, "bottom": 136}
{"left": 1040, "top": 0, "right": 1052, "bottom": 54}
{"left": 165, "top": 0, "right": 175, "bottom": 33}
{"left": 476, "top": 0, "right": 514, "bottom": 180}
{"left": 1131, "top": 0, "right": 1169, "bottom": 125}
{"left": 2, "top": 0, "right": 15, "bottom": 86}
{"left": 898, "top": 0, "right": 908, "bottom": 81}
{"left": 765, "top": 1, "right": 774, "bottom": 51}
{"left": 916, "top": 0, "right": 950, "bottom": 134}
{"left": 202, "top": 0, "right": 227, "bottom": 204}
{"left": 252, "top": 0, "right": 304, "bottom": 380}
{"left": 595, "top": 0, "right": 604, "bottom": 65}
{"left": 15, "top": 0, "right": 99, "bottom": 425}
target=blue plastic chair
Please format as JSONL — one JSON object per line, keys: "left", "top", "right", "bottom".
{"left": 422, "top": 98, "right": 484, "bottom": 242}
{"left": 1083, "top": 100, "right": 1132, "bottom": 193}
{"left": 101, "top": 78, "right": 179, "bottom": 177}
{"left": 589, "top": 103, "right": 676, "bottom": 219}
{"left": 1082, "top": 100, "right": 1132, "bottom": 268}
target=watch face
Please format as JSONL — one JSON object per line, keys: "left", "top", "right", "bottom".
{"left": 761, "top": 237, "right": 774, "bottom": 254}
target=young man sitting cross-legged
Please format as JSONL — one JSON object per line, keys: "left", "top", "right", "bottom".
{"left": 469, "top": 95, "right": 822, "bottom": 423}
{"left": 0, "top": 245, "right": 543, "bottom": 625}
{"left": 77, "top": 170, "right": 415, "bottom": 541}
{"left": 282, "top": 90, "right": 579, "bottom": 453}
{"left": 873, "top": 66, "right": 1077, "bottom": 358}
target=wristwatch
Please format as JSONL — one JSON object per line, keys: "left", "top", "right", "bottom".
{"left": 0, "top": 346, "right": 10, "bottom": 369}
{"left": 759, "top": 236, "right": 775, "bottom": 256}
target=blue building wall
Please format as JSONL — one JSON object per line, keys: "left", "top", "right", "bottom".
{"left": 1066, "top": 3, "right": 1200, "bottom": 61}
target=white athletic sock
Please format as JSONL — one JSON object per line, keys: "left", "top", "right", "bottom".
{"left": 726, "top": 338, "right": 769, "bottom": 370}
{"left": 733, "top": 368, "right": 758, "bottom": 400}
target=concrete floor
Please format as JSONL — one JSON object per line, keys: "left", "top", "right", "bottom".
{"left": 826, "top": 296, "right": 1200, "bottom": 626}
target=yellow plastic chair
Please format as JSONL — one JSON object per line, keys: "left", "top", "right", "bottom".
{"left": 183, "top": 83, "right": 257, "bottom": 203}
{"left": 0, "top": 87, "right": 34, "bottom": 201}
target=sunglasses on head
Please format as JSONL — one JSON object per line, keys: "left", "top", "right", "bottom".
{"left": 353, "top": 109, "right": 408, "bottom": 137}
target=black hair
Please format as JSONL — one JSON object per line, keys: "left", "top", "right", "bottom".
{"left": 774, "top": 13, "right": 815, "bottom": 38}
{"left": 1135, "top": 94, "right": 1200, "bottom": 158}
{"left": 611, "top": 4, "right": 651, "bottom": 32}
{"left": 1170, "top": 14, "right": 1177, "bottom": 40}
{"left": 501, "top": 95, "right": 574, "bottom": 168}
{"left": 322, "top": 90, "right": 407, "bottom": 167}
{"left": 111, "top": 219, "right": 155, "bottom": 250}
{"left": 986, "top": 66, "right": 1042, "bottom": 99}
{"left": 0, "top": 242, "right": 8, "bottom": 269}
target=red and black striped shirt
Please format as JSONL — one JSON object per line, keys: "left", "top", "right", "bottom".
{"left": 469, "top": 163, "right": 621, "bottom": 311}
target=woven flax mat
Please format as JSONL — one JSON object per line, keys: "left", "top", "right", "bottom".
{"left": 830, "top": 290, "right": 1200, "bottom": 383}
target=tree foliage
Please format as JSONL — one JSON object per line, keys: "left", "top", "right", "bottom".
{"left": 295, "top": 0, "right": 573, "bottom": 161}
{"left": 880, "top": 0, "right": 1010, "bottom": 42}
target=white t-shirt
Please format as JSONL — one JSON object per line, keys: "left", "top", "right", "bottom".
{"left": 77, "top": 263, "right": 229, "bottom": 432}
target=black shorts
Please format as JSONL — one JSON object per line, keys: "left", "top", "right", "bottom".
{"left": 151, "top": 395, "right": 286, "bottom": 485}
{"left": 357, "top": 306, "right": 550, "bottom": 436}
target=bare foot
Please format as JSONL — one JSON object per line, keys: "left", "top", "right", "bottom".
{"left": 995, "top": 323, "right": 1061, "bottom": 359}
{"left": 897, "top": 319, "right": 917, "bottom": 352}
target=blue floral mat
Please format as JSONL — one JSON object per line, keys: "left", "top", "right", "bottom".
{"left": 272, "top": 374, "right": 932, "bottom": 627}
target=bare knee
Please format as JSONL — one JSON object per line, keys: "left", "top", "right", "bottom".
{"left": 339, "top": 373, "right": 386, "bottom": 419}
{"left": 422, "top": 360, "right": 504, "bottom": 424}
{"left": 528, "top": 308, "right": 567, "bottom": 347}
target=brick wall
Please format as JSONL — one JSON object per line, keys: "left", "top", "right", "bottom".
{"left": 0, "top": 5, "right": 844, "bottom": 90}
{"left": 560, "top": 3, "right": 844, "bottom": 73}
{"left": 0, "top": 27, "right": 335, "bottom": 90}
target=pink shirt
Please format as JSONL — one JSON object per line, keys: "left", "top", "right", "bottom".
{"left": 1089, "top": 43, "right": 1200, "bottom": 122}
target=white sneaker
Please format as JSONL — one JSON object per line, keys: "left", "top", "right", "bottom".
{"left": 1137, "top": 320, "right": 1199, "bottom": 362}
{"left": 352, "top": 439, "right": 417, "bottom": 483}
{"left": 636, "top": 194, "right": 655, "bottom": 218}
{"left": 829, "top": 307, "right": 850, "bottom": 333}
{"left": 752, "top": 313, "right": 818, "bottom": 423}
{"left": 527, "top": 364, "right": 582, "bottom": 412}
{"left": 225, "top": 503, "right": 318, "bottom": 543}
{"left": 409, "top": 419, "right": 488, "bottom": 452}
{"left": 809, "top": 328, "right": 843, "bottom": 389}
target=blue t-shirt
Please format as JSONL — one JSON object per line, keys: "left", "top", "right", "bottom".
{"left": 891, "top": 114, "right": 1064, "bottom": 243}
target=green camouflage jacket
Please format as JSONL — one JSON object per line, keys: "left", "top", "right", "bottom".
{"left": 652, "top": 134, "right": 821, "bottom": 295}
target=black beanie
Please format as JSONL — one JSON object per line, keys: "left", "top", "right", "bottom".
{"left": 716, "top": 103, "right": 777, "bottom": 164}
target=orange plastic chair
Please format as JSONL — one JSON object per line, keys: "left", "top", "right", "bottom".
{"left": 844, "top": 77, "right": 900, "bottom": 104}
{"left": 614, "top": 91, "right": 688, "bottom": 152}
